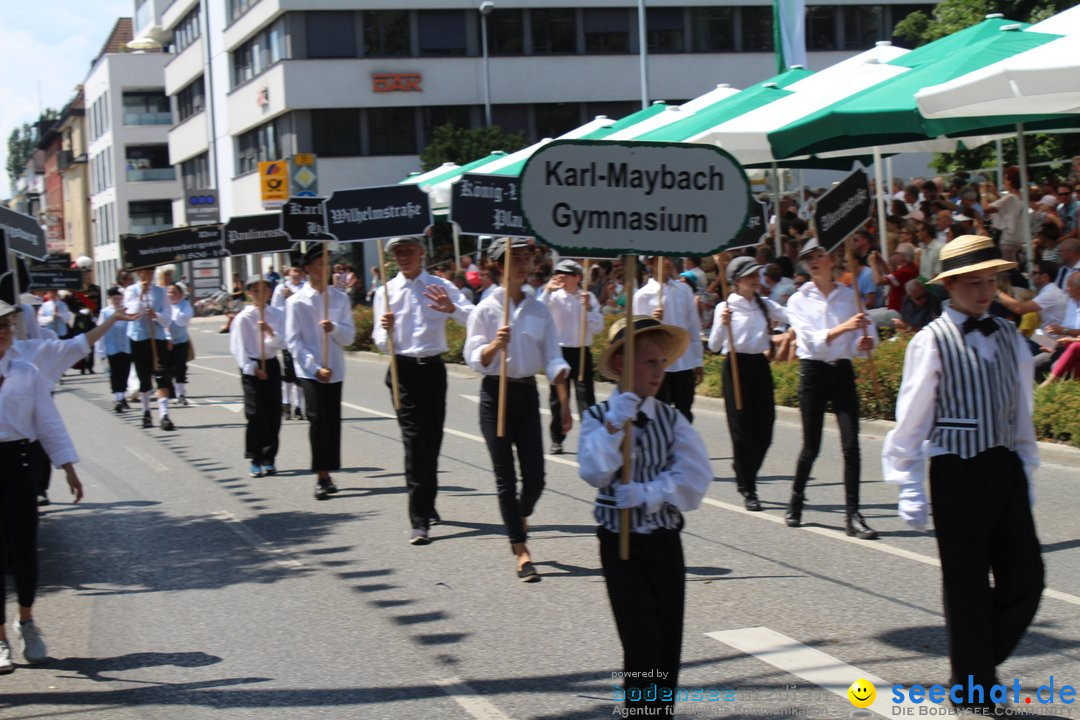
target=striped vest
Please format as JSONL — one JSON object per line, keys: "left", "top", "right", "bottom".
{"left": 926, "top": 315, "right": 1018, "bottom": 459}
{"left": 586, "top": 399, "right": 684, "bottom": 533}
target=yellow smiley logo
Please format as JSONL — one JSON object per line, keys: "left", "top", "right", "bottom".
{"left": 848, "top": 678, "right": 876, "bottom": 708}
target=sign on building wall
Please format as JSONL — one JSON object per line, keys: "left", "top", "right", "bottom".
{"left": 185, "top": 188, "right": 221, "bottom": 224}
{"left": 372, "top": 73, "right": 422, "bottom": 93}
{"left": 259, "top": 160, "right": 290, "bottom": 209}
{"left": 290, "top": 154, "right": 318, "bottom": 198}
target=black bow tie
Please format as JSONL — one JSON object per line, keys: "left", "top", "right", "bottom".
{"left": 962, "top": 316, "right": 998, "bottom": 336}
{"left": 633, "top": 411, "right": 650, "bottom": 428}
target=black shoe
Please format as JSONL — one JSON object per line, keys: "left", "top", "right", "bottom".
{"left": 517, "top": 561, "right": 540, "bottom": 583}
{"left": 429, "top": 510, "right": 442, "bottom": 526}
{"left": 282, "top": 404, "right": 291, "bottom": 420}
{"left": 846, "top": 512, "right": 878, "bottom": 540}
{"left": 314, "top": 481, "right": 330, "bottom": 501}
{"left": 37, "top": 493, "right": 50, "bottom": 507}
{"left": 178, "top": 396, "right": 189, "bottom": 406}
{"left": 785, "top": 492, "right": 805, "bottom": 527}
{"left": 142, "top": 411, "right": 153, "bottom": 429}
{"left": 294, "top": 407, "right": 304, "bottom": 421}
{"left": 114, "top": 402, "right": 125, "bottom": 413}
{"left": 324, "top": 477, "right": 339, "bottom": 494}
{"left": 551, "top": 441, "right": 563, "bottom": 455}
{"left": 743, "top": 492, "right": 762, "bottom": 512}
{"left": 160, "top": 416, "right": 176, "bottom": 431}
{"left": 122, "top": 400, "right": 131, "bottom": 410}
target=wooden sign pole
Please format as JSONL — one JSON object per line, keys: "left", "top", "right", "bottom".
{"left": 655, "top": 255, "right": 664, "bottom": 315}
{"left": 846, "top": 238, "right": 882, "bottom": 401}
{"left": 321, "top": 241, "right": 331, "bottom": 370}
{"left": 377, "top": 239, "right": 401, "bottom": 410}
{"left": 497, "top": 237, "right": 512, "bottom": 438}
{"left": 619, "top": 253, "right": 638, "bottom": 562}
{"left": 257, "top": 253, "right": 267, "bottom": 373}
{"left": 578, "top": 259, "right": 590, "bottom": 383}
{"left": 716, "top": 256, "right": 743, "bottom": 411}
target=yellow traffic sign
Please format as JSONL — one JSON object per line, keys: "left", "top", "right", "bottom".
{"left": 259, "top": 160, "right": 290, "bottom": 208}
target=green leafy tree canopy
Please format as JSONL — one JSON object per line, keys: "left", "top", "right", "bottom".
{"left": 419, "top": 123, "right": 527, "bottom": 172}
{"left": 6, "top": 109, "right": 58, "bottom": 189}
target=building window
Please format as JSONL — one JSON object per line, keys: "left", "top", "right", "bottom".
{"left": 647, "top": 8, "right": 685, "bottom": 53}
{"left": 231, "top": 18, "right": 285, "bottom": 87}
{"left": 535, "top": 103, "right": 580, "bottom": 139}
{"left": 531, "top": 9, "right": 576, "bottom": 54}
{"left": 236, "top": 117, "right": 286, "bottom": 175}
{"left": 368, "top": 107, "right": 417, "bottom": 155}
{"left": 690, "top": 8, "right": 734, "bottom": 51}
{"left": 584, "top": 9, "right": 629, "bottom": 54}
{"left": 493, "top": 104, "right": 529, "bottom": 137}
{"left": 122, "top": 91, "right": 170, "bottom": 126}
{"left": 176, "top": 77, "right": 206, "bottom": 123}
{"left": 129, "top": 200, "right": 173, "bottom": 235}
{"left": 486, "top": 9, "right": 524, "bottom": 55}
{"left": 227, "top": 0, "right": 258, "bottom": 24}
{"left": 362, "top": 10, "right": 409, "bottom": 57}
{"left": 844, "top": 6, "right": 883, "bottom": 49}
{"left": 741, "top": 7, "right": 774, "bottom": 51}
{"left": 312, "top": 109, "right": 362, "bottom": 157}
{"left": 422, "top": 105, "right": 472, "bottom": 145}
{"left": 586, "top": 101, "right": 638, "bottom": 122}
{"left": 135, "top": 0, "right": 152, "bottom": 32}
{"left": 418, "top": 10, "right": 467, "bottom": 56}
{"left": 807, "top": 6, "right": 838, "bottom": 51}
{"left": 180, "top": 153, "right": 211, "bottom": 190}
{"left": 173, "top": 6, "right": 201, "bottom": 54}
{"left": 126, "top": 145, "right": 175, "bottom": 182}
{"left": 307, "top": 12, "right": 357, "bottom": 58}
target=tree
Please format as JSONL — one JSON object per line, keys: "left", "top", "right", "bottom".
{"left": 893, "top": 0, "right": 1079, "bottom": 183}
{"left": 6, "top": 109, "right": 58, "bottom": 189}
{"left": 419, "top": 123, "right": 527, "bottom": 172}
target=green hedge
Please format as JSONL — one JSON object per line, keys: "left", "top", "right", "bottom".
{"left": 349, "top": 305, "right": 1080, "bottom": 448}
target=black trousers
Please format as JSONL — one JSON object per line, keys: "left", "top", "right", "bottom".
{"left": 722, "top": 353, "right": 775, "bottom": 495}
{"left": 130, "top": 338, "right": 173, "bottom": 393}
{"left": 657, "top": 369, "right": 696, "bottom": 423}
{"left": 169, "top": 341, "right": 190, "bottom": 385}
{"left": 281, "top": 349, "right": 298, "bottom": 384}
{"left": 107, "top": 352, "right": 132, "bottom": 394}
{"left": 242, "top": 358, "right": 283, "bottom": 465}
{"left": 549, "top": 346, "right": 595, "bottom": 443}
{"left": 0, "top": 440, "right": 39, "bottom": 624}
{"left": 793, "top": 359, "right": 861, "bottom": 515}
{"left": 387, "top": 356, "right": 447, "bottom": 530}
{"left": 479, "top": 376, "right": 544, "bottom": 545}
{"left": 300, "top": 378, "right": 343, "bottom": 472}
{"left": 929, "top": 448, "right": 1043, "bottom": 691}
{"left": 599, "top": 527, "right": 684, "bottom": 717}
{"left": 30, "top": 441, "right": 51, "bottom": 496}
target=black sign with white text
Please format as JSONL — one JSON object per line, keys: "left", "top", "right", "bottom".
{"left": 813, "top": 168, "right": 872, "bottom": 253}
{"left": 121, "top": 226, "right": 227, "bottom": 271}
{"left": 325, "top": 184, "right": 431, "bottom": 242}
{"left": 29, "top": 268, "right": 84, "bottom": 290}
{"left": 450, "top": 174, "right": 529, "bottom": 237}
{"left": 0, "top": 206, "right": 47, "bottom": 260}
{"left": 280, "top": 197, "right": 333, "bottom": 241}
{"left": 224, "top": 213, "right": 295, "bottom": 256}
{"left": 726, "top": 198, "right": 771, "bottom": 251}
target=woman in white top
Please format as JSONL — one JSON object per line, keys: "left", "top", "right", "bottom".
{"left": 709, "top": 257, "right": 787, "bottom": 511}
{"left": 464, "top": 239, "right": 571, "bottom": 582}
{"left": 982, "top": 167, "right": 1025, "bottom": 262}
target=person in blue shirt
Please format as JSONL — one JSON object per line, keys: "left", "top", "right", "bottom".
{"left": 122, "top": 268, "right": 175, "bottom": 431}
{"left": 97, "top": 287, "right": 132, "bottom": 413}
{"left": 166, "top": 284, "right": 194, "bottom": 406}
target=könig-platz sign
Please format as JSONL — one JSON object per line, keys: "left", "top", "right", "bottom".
{"left": 519, "top": 140, "right": 751, "bottom": 256}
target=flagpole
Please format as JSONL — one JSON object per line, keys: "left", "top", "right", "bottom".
{"left": 497, "top": 237, "right": 512, "bottom": 438}
{"left": 637, "top": 0, "right": 649, "bottom": 109}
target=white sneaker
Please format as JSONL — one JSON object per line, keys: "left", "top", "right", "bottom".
{"left": 0, "top": 640, "right": 12, "bottom": 673}
{"left": 15, "top": 621, "right": 47, "bottom": 664}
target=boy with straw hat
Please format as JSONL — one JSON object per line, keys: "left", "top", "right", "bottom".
{"left": 579, "top": 316, "right": 712, "bottom": 718}
{"left": 883, "top": 235, "right": 1043, "bottom": 713}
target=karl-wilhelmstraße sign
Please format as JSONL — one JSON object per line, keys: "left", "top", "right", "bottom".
{"left": 813, "top": 167, "right": 872, "bottom": 253}
{"left": 120, "top": 226, "right": 228, "bottom": 271}
{"left": 325, "top": 184, "right": 431, "bottom": 242}
{"left": 280, "top": 197, "right": 333, "bottom": 242}
{"left": 224, "top": 213, "right": 295, "bottom": 256}
{"left": 519, "top": 140, "right": 751, "bottom": 257}
{"left": 0, "top": 206, "right": 48, "bottom": 260}
{"left": 449, "top": 174, "right": 528, "bottom": 237}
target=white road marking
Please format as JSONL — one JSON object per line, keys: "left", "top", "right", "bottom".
{"left": 435, "top": 677, "right": 514, "bottom": 720}
{"left": 706, "top": 626, "right": 921, "bottom": 718}
{"left": 194, "top": 398, "right": 243, "bottom": 413}
{"left": 125, "top": 446, "right": 169, "bottom": 473}
{"left": 191, "top": 365, "right": 1080, "bottom": 608}
{"left": 211, "top": 511, "right": 304, "bottom": 570}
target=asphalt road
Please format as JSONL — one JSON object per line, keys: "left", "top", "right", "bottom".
{"left": 5, "top": 316, "right": 1079, "bottom": 720}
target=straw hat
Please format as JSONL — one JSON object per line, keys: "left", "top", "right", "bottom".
{"left": 930, "top": 235, "right": 1016, "bottom": 284}
{"left": 598, "top": 316, "right": 689, "bottom": 381}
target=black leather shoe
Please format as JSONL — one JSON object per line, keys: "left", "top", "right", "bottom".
{"left": 160, "top": 416, "right": 176, "bottom": 431}
{"left": 743, "top": 492, "right": 762, "bottom": 512}
{"left": 142, "top": 411, "right": 153, "bottom": 429}
{"left": 314, "top": 482, "right": 330, "bottom": 501}
{"left": 114, "top": 402, "right": 125, "bottom": 413}
{"left": 324, "top": 477, "right": 339, "bottom": 494}
{"left": 429, "top": 510, "right": 442, "bottom": 526}
{"left": 785, "top": 492, "right": 805, "bottom": 527}
{"left": 846, "top": 512, "right": 879, "bottom": 540}
{"left": 517, "top": 561, "right": 540, "bottom": 582}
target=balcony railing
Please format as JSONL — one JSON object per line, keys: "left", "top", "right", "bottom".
{"left": 129, "top": 223, "right": 173, "bottom": 235}
{"left": 126, "top": 167, "right": 177, "bottom": 182}
{"left": 123, "top": 111, "right": 173, "bottom": 126}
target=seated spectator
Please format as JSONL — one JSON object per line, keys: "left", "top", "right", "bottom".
{"left": 763, "top": 263, "right": 796, "bottom": 306}
{"left": 893, "top": 278, "right": 941, "bottom": 332}
{"left": 869, "top": 243, "right": 919, "bottom": 312}
{"left": 995, "top": 261, "right": 1067, "bottom": 329}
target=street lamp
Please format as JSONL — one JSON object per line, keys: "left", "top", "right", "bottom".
{"left": 479, "top": 1, "right": 495, "bottom": 127}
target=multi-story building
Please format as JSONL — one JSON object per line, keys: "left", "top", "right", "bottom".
{"left": 85, "top": 18, "right": 181, "bottom": 286}
{"left": 56, "top": 90, "right": 94, "bottom": 265}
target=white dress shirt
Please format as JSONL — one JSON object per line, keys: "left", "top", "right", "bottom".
{"left": 540, "top": 287, "right": 603, "bottom": 347}
{"left": 0, "top": 354, "right": 78, "bottom": 467}
{"left": 708, "top": 293, "right": 788, "bottom": 355}
{"left": 786, "top": 281, "right": 880, "bottom": 361}
{"left": 464, "top": 288, "right": 570, "bottom": 382}
{"left": 632, "top": 279, "right": 704, "bottom": 372}
{"left": 167, "top": 299, "right": 194, "bottom": 343}
{"left": 11, "top": 336, "right": 92, "bottom": 384}
{"left": 882, "top": 307, "right": 1037, "bottom": 497}
{"left": 271, "top": 279, "right": 305, "bottom": 310}
{"left": 19, "top": 304, "right": 41, "bottom": 339}
{"left": 284, "top": 284, "right": 356, "bottom": 382}
{"left": 1032, "top": 282, "right": 1068, "bottom": 328}
{"left": 372, "top": 271, "right": 473, "bottom": 357}
{"left": 37, "top": 299, "right": 72, "bottom": 336}
{"left": 230, "top": 304, "right": 286, "bottom": 376}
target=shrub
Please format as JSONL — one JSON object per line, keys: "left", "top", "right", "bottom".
{"left": 1033, "top": 380, "right": 1080, "bottom": 448}
{"left": 350, "top": 305, "right": 375, "bottom": 351}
